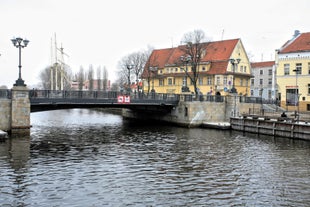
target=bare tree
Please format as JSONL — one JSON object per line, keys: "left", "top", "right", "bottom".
{"left": 144, "top": 48, "right": 159, "bottom": 94}
{"left": 39, "top": 66, "right": 51, "bottom": 89}
{"left": 102, "top": 66, "right": 109, "bottom": 91}
{"left": 96, "top": 66, "right": 102, "bottom": 91}
{"left": 38, "top": 65, "right": 72, "bottom": 90}
{"left": 117, "top": 56, "right": 134, "bottom": 93}
{"left": 180, "top": 29, "right": 209, "bottom": 97}
{"left": 87, "top": 64, "right": 94, "bottom": 91}
{"left": 78, "top": 66, "right": 85, "bottom": 90}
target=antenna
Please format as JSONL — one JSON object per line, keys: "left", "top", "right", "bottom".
{"left": 221, "top": 29, "right": 224, "bottom": 40}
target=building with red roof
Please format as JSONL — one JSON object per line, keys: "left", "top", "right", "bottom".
{"left": 276, "top": 30, "right": 310, "bottom": 112}
{"left": 142, "top": 38, "right": 252, "bottom": 95}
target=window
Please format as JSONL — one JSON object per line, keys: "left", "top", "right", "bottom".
{"left": 286, "top": 88, "right": 298, "bottom": 106}
{"left": 308, "top": 62, "right": 310, "bottom": 74}
{"left": 268, "top": 78, "right": 272, "bottom": 85}
{"left": 244, "top": 66, "right": 247, "bottom": 73}
{"left": 295, "top": 63, "right": 302, "bottom": 74}
{"left": 268, "top": 90, "right": 272, "bottom": 99}
{"left": 223, "top": 76, "right": 227, "bottom": 85}
{"left": 308, "top": 84, "right": 310, "bottom": 94}
{"left": 307, "top": 104, "right": 310, "bottom": 111}
{"left": 251, "top": 90, "right": 254, "bottom": 96}
{"left": 216, "top": 77, "right": 220, "bottom": 85}
{"left": 182, "top": 77, "right": 187, "bottom": 86}
{"left": 198, "top": 77, "right": 203, "bottom": 85}
{"left": 207, "top": 77, "right": 212, "bottom": 85}
{"left": 175, "top": 68, "right": 178, "bottom": 72}
{"left": 240, "top": 79, "right": 243, "bottom": 86}
{"left": 159, "top": 79, "right": 164, "bottom": 86}
{"left": 259, "top": 79, "right": 263, "bottom": 85}
{"left": 251, "top": 78, "right": 254, "bottom": 86}
{"left": 268, "top": 69, "right": 272, "bottom": 76}
{"left": 240, "top": 66, "right": 244, "bottom": 72}
{"left": 260, "top": 70, "right": 263, "bottom": 75}
{"left": 168, "top": 78, "right": 174, "bottom": 85}
{"left": 202, "top": 67, "right": 206, "bottom": 71}
{"left": 284, "top": 64, "right": 290, "bottom": 75}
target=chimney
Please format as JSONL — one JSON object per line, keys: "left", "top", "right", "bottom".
{"left": 293, "top": 30, "right": 300, "bottom": 38}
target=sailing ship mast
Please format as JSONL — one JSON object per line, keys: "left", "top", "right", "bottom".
{"left": 50, "top": 33, "right": 69, "bottom": 90}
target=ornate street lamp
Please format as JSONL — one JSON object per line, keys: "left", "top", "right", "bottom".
{"left": 229, "top": 58, "right": 241, "bottom": 93}
{"left": 149, "top": 66, "right": 157, "bottom": 93}
{"left": 126, "top": 64, "right": 133, "bottom": 94}
{"left": 180, "top": 55, "right": 191, "bottom": 92}
{"left": 11, "top": 37, "right": 29, "bottom": 86}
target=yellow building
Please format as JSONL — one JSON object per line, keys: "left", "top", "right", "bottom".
{"left": 276, "top": 31, "right": 310, "bottom": 112}
{"left": 142, "top": 38, "right": 252, "bottom": 96}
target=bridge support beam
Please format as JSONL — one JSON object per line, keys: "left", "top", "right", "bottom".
{"left": 10, "top": 86, "right": 31, "bottom": 136}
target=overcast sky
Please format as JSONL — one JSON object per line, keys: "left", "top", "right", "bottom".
{"left": 0, "top": 0, "right": 309, "bottom": 87}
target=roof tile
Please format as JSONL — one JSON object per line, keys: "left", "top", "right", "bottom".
{"left": 279, "top": 32, "right": 310, "bottom": 53}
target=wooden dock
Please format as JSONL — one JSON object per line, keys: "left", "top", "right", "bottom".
{"left": 230, "top": 115, "right": 310, "bottom": 141}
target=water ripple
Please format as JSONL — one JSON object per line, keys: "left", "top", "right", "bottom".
{"left": 0, "top": 109, "right": 309, "bottom": 206}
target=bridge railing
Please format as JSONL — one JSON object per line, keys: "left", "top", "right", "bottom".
{"left": 29, "top": 90, "right": 181, "bottom": 102}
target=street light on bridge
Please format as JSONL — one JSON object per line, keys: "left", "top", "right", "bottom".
{"left": 11, "top": 37, "right": 29, "bottom": 87}
{"left": 229, "top": 58, "right": 241, "bottom": 94}
{"left": 180, "top": 55, "right": 191, "bottom": 93}
{"left": 126, "top": 64, "right": 133, "bottom": 94}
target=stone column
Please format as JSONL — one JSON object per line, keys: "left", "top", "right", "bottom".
{"left": 11, "top": 86, "right": 31, "bottom": 136}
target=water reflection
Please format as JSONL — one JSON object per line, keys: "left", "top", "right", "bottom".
{"left": 0, "top": 109, "right": 309, "bottom": 206}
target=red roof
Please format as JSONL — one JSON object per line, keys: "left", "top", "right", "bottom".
{"left": 142, "top": 39, "right": 240, "bottom": 77}
{"left": 279, "top": 32, "right": 310, "bottom": 53}
{"left": 251, "top": 61, "right": 275, "bottom": 68}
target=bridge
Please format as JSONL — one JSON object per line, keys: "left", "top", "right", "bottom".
{"left": 0, "top": 87, "right": 268, "bottom": 136}
{"left": 1, "top": 89, "right": 181, "bottom": 113}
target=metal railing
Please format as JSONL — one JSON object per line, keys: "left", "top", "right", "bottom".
{"left": 29, "top": 90, "right": 181, "bottom": 102}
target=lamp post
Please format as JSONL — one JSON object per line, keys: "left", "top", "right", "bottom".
{"left": 293, "top": 67, "right": 301, "bottom": 120}
{"left": 126, "top": 64, "right": 133, "bottom": 94}
{"left": 149, "top": 67, "right": 157, "bottom": 93}
{"left": 180, "top": 55, "right": 191, "bottom": 92}
{"left": 229, "top": 58, "right": 241, "bottom": 94}
{"left": 11, "top": 37, "right": 29, "bottom": 86}
{"left": 260, "top": 88, "right": 264, "bottom": 115}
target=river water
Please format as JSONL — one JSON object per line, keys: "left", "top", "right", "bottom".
{"left": 0, "top": 109, "right": 309, "bottom": 206}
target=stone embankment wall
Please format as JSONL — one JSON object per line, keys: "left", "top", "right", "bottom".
{"left": 0, "top": 99, "right": 11, "bottom": 131}
{"left": 123, "top": 95, "right": 261, "bottom": 127}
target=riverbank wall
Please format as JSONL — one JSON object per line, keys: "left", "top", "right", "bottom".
{"left": 123, "top": 95, "right": 258, "bottom": 127}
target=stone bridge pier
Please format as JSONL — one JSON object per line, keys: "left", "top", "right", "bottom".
{"left": 0, "top": 86, "right": 31, "bottom": 136}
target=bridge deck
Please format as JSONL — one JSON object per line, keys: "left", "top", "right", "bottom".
{"left": 28, "top": 90, "right": 180, "bottom": 113}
